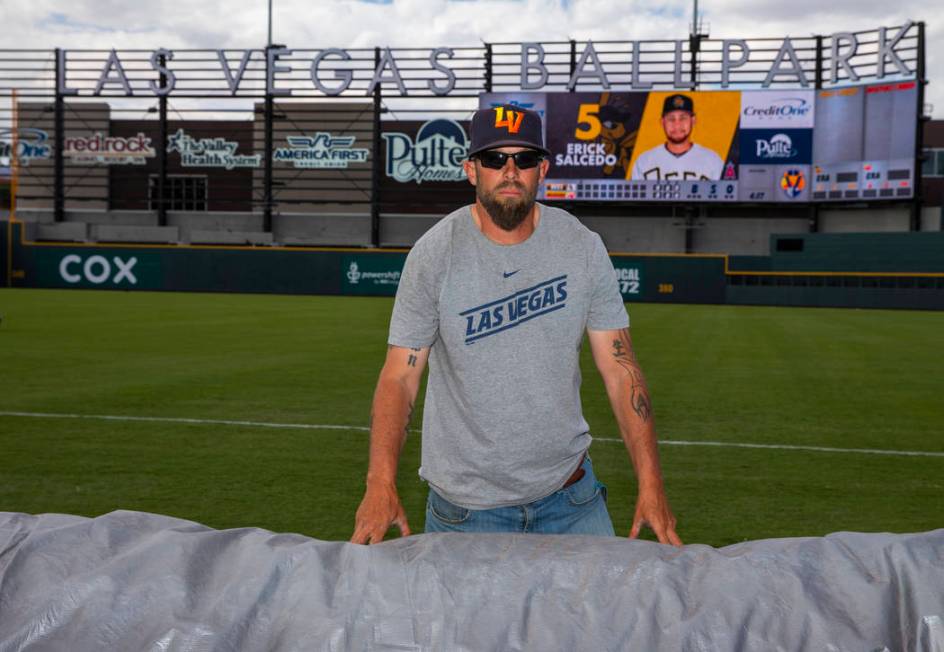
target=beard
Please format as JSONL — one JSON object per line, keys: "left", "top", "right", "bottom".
{"left": 665, "top": 130, "right": 692, "bottom": 146}
{"left": 477, "top": 180, "right": 538, "bottom": 231}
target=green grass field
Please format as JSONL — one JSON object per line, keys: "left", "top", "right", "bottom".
{"left": 1, "top": 288, "right": 941, "bottom": 547}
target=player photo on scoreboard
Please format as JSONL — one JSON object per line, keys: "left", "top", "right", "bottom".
{"left": 628, "top": 91, "right": 740, "bottom": 182}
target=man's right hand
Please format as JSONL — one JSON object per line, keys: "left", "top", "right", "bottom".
{"left": 350, "top": 481, "right": 412, "bottom": 544}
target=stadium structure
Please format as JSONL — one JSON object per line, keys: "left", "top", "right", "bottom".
{"left": 1, "top": 22, "right": 942, "bottom": 309}
{"left": 3, "top": 22, "right": 944, "bottom": 651}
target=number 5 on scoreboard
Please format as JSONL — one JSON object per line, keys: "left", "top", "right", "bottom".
{"left": 575, "top": 103, "right": 601, "bottom": 141}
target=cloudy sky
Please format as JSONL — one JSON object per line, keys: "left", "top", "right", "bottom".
{"left": 2, "top": 0, "right": 939, "bottom": 115}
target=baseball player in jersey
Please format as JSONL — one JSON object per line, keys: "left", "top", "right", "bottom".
{"left": 351, "top": 105, "right": 681, "bottom": 546}
{"left": 631, "top": 94, "right": 724, "bottom": 181}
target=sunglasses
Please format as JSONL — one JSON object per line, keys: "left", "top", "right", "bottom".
{"left": 475, "top": 149, "right": 545, "bottom": 170}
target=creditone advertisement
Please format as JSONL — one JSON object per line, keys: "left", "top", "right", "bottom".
{"left": 0, "top": 128, "right": 52, "bottom": 166}
{"left": 737, "top": 90, "right": 814, "bottom": 202}
{"left": 479, "top": 86, "right": 917, "bottom": 204}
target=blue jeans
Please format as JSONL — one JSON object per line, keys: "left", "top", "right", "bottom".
{"left": 424, "top": 454, "right": 615, "bottom": 536}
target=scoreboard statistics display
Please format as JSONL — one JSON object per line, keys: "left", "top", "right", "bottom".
{"left": 811, "top": 81, "right": 918, "bottom": 201}
{"left": 480, "top": 83, "right": 917, "bottom": 204}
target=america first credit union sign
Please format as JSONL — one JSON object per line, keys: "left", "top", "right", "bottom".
{"left": 52, "top": 22, "right": 918, "bottom": 98}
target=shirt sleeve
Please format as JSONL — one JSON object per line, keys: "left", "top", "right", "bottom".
{"left": 388, "top": 241, "right": 440, "bottom": 349}
{"left": 586, "top": 233, "right": 630, "bottom": 331}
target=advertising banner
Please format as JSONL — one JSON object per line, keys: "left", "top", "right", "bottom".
{"left": 64, "top": 132, "right": 156, "bottom": 165}
{"left": 167, "top": 128, "right": 260, "bottom": 170}
{"left": 738, "top": 91, "right": 815, "bottom": 129}
{"left": 6, "top": 223, "right": 726, "bottom": 304}
{"left": 273, "top": 133, "right": 369, "bottom": 169}
{"left": 735, "top": 90, "right": 815, "bottom": 201}
{"left": 382, "top": 119, "right": 468, "bottom": 184}
{"left": 611, "top": 254, "right": 726, "bottom": 303}
{"left": 27, "top": 249, "right": 164, "bottom": 290}
{"left": 379, "top": 119, "right": 472, "bottom": 214}
{"left": 739, "top": 130, "right": 813, "bottom": 165}
{"left": 0, "top": 128, "right": 52, "bottom": 167}
{"left": 341, "top": 253, "right": 404, "bottom": 296}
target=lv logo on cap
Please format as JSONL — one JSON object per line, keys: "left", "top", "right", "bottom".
{"left": 494, "top": 107, "right": 523, "bottom": 134}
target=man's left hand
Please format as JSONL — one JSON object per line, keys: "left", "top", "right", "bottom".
{"left": 629, "top": 489, "right": 682, "bottom": 546}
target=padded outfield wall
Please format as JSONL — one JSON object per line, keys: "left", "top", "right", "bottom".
{"left": 4, "top": 222, "right": 943, "bottom": 309}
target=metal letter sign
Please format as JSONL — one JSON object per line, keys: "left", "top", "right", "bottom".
{"left": 45, "top": 24, "right": 915, "bottom": 98}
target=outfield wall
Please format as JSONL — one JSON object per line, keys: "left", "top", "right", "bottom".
{"left": 3, "top": 222, "right": 942, "bottom": 309}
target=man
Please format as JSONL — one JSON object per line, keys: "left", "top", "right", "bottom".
{"left": 631, "top": 94, "right": 724, "bottom": 181}
{"left": 351, "top": 105, "right": 681, "bottom": 546}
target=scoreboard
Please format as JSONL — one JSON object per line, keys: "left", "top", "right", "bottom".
{"left": 811, "top": 82, "right": 918, "bottom": 201}
{"left": 480, "top": 82, "right": 918, "bottom": 204}
{"left": 544, "top": 180, "right": 738, "bottom": 202}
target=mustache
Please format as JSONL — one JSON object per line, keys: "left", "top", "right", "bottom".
{"left": 495, "top": 181, "right": 527, "bottom": 192}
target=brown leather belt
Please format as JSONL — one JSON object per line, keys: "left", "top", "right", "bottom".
{"left": 562, "top": 453, "right": 586, "bottom": 488}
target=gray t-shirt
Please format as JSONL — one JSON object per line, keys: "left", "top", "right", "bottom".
{"left": 388, "top": 203, "right": 629, "bottom": 509}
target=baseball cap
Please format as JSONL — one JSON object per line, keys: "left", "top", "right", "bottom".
{"left": 662, "top": 94, "right": 694, "bottom": 115}
{"left": 468, "top": 105, "right": 549, "bottom": 158}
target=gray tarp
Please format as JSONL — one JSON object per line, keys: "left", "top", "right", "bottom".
{"left": 0, "top": 511, "right": 942, "bottom": 651}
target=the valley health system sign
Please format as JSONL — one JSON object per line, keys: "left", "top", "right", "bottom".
{"left": 167, "top": 129, "right": 260, "bottom": 169}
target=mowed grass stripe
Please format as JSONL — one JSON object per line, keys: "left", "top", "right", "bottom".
{"left": 0, "top": 410, "right": 372, "bottom": 432}
{"left": 1, "top": 288, "right": 942, "bottom": 545}
{"left": 3, "top": 411, "right": 943, "bottom": 458}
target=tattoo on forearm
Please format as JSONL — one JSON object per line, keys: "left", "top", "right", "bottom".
{"left": 612, "top": 338, "right": 626, "bottom": 358}
{"left": 407, "top": 347, "right": 420, "bottom": 367}
{"left": 405, "top": 401, "right": 415, "bottom": 436}
{"left": 611, "top": 329, "right": 652, "bottom": 422}
{"left": 630, "top": 380, "right": 652, "bottom": 422}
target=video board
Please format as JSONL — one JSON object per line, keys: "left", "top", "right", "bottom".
{"left": 811, "top": 81, "right": 918, "bottom": 201}
{"left": 480, "top": 84, "right": 917, "bottom": 203}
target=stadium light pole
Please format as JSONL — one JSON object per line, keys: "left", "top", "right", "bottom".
{"left": 267, "top": 0, "right": 273, "bottom": 46}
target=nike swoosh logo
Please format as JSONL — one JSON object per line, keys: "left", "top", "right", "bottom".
{"left": 503, "top": 270, "right": 520, "bottom": 278}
